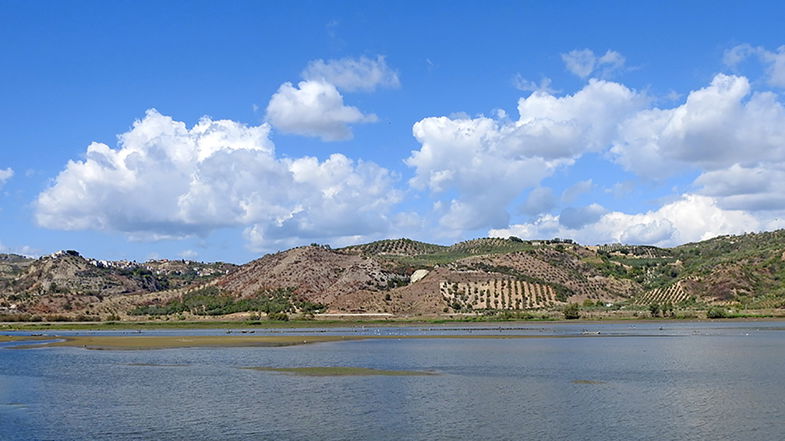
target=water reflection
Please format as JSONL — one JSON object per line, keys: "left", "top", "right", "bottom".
{"left": 1, "top": 323, "right": 784, "bottom": 440}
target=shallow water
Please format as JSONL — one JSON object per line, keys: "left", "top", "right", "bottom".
{"left": 2, "top": 322, "right": 784, "bottom": 440}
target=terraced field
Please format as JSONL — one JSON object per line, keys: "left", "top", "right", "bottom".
{"left": 636, "top": 279, "right": 691, "bottom": 305}
{"left": 340, "top": 239, "right": 447, "bottom": 256}
{"left": 440, "top": 279, "right": 557, "bottom": 310}
{"left": 465, "top": 250, "right": 638, "bottom": 301}
{"left": 446, "top": 238, "right": 533, "bottom": 255}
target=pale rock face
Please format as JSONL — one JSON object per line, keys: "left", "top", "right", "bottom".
{"left": 409, "top": 269, "right": 430, "bottom": 284}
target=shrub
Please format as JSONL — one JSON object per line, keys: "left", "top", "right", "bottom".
{"left": 707, "top": 307, "right": 728, "bottom": 319}
{"left": 267, "top": 312, "right": 289, "bottom": 321}
{"left": 563, "top": 303, "right": 580, "bottom": 320}
{"left": 0, "top": 313, "right": 40, "bottom": 322}
{"left": 45, "top": 315, "right": 71, "bottom": 322}
{"left": 74, "top": 314, "right": 101, "bottom": 322}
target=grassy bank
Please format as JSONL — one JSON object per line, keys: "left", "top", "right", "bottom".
{"left": 3, "top": 308, "right": 785, "bottom": 331}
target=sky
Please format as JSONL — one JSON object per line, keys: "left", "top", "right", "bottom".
{"left": 2, "top": 1, "right": 785, "bottom": 263}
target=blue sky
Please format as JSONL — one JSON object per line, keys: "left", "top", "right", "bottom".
{"left": 2, "top": 1, "right": 785, "bottom": 263}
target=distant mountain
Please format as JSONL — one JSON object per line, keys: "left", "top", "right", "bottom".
{"left": 3, "top": 230, "right": 785, "bottom": 318}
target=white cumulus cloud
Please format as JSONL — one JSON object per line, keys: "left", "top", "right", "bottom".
{"left": 694, "top": 164, "right": 785, "bottom": 211}
{"left": 406, "top": 79, "right": 645, "bottom": 234}
{"left": 302, "top": 55, "right": 400, "bottom": 92}
{"left": 491, "top": 194, "right": 758, "bottom": 247}
{"left": 611, "top": 74, "right": 785, "bottom": 178}
{"left": 265, "top": 80, "right": 378, "bottom": 141}
{"left": 36, "top": 109, "right": 400, "bottom": 251}
{"left": 265, "top": 55, "right": 397, "bottom": 141}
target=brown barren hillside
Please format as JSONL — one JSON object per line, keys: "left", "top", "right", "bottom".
{"left": 213, "top": 245, "right": 406, "bottom": 305}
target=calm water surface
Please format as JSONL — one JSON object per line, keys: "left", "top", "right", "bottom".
{"left": 2, "top": 322, "right": 784, "bottom": 441}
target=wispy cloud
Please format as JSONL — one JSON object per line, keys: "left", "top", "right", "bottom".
{"left": 0, "top": 168, "right": 13, "bottom": 188}
{"left": 724, "top": 44, "right": 785, "bottom": 87}
{"left": 561, "top": 49, "right": 626, "bottom": 79}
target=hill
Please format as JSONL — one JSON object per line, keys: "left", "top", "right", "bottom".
{"left": 0, "top": 251, "right": 236, "bottom": 316}
{"left": 340, "top": 238, "right": 448, "bottom": 256}
{"left": 3, "top": 231, "right": 785, "bottom": 319}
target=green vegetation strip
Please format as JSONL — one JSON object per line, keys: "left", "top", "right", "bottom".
{"left": 6, "top": 313, "right": 785, "bottom": 332}
{"left": 242, "top": 366, "right": 437, "bottom": 376}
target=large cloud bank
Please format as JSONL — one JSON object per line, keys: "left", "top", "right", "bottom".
{"left": 406, "top": 47, "right": 785, "bottom": 245}
{"left": 36, "top": 109, "right": 400, "bottom": 250}
{"left": 406, "top": 79, "right": 646, "bottom": 233}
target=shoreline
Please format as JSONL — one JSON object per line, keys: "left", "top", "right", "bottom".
{"left": 2, "top": 315, "right": 784, "bottom": 332}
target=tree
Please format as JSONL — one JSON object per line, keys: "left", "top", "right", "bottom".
{"left": 649, "top": 303, "right": 661, "bottom": 318}
{"left": 662, "top": 302, "right": 674, "bottom": 317}
{"left": 707, "top": 307, "right": 728, "bottom": 319}
{"left": 563, "top": 303, "right": 580, "bottom": 320}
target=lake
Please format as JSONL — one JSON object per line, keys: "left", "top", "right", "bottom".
{"left": 2, "top": 321, "right": 784, "bottom": 441}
